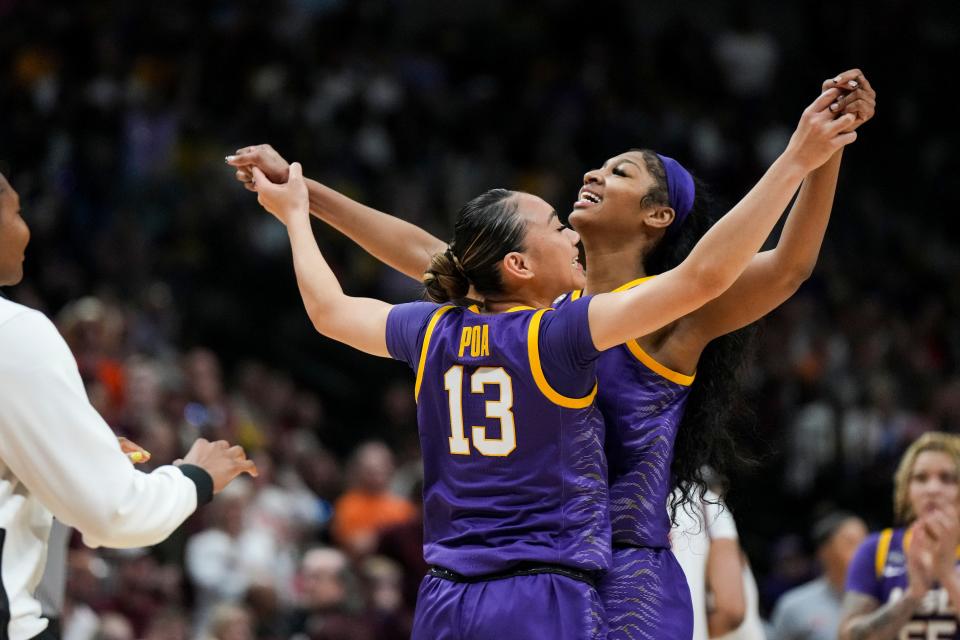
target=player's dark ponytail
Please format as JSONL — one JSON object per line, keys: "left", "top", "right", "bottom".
{"left": 423, "top": 188, "right": 526, "bottom": 303}
{"left": 424, "top": 248, "right": 470, "bottom": 302}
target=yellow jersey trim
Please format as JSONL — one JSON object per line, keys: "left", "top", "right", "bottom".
{"left": 414, "top": 305, "right": 456, "bottom": 402}
{"left": 527, "top": 308, "right": 597, "bottom": 409}
{"left": 466, "top": 305, "right": 534, "bottom": 314}
{"left": 874, "top": 528, "right": 894, "bottom": 579}
{"left": 609, "top": 276, "right": 695, "bottom": 385}
{"left": 569, "top": 275, "right": 654, "bottom": 302}
{"left": 611, "top": 276, "right": 656, "bottom": 292}
{"left": 625, "top": 340, "right": 696, "bottom": 386}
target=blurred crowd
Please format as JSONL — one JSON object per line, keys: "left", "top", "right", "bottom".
{"left": 2, "top": 0, "right": 959, "bottom": 636}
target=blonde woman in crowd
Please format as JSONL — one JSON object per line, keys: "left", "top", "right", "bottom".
{"left": 841, "top": 432, "right": 960, "bottom": 639}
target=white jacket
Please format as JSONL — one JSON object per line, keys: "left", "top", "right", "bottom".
{"left": 0, "top": 297, "right": 206, "bottom": 640}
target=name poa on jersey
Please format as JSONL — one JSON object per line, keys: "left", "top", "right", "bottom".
{"left": 459, "top": 325, "right": 490, "bottom": 358}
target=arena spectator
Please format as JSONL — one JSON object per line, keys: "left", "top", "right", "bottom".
{"left": 770, "top": 512, "right": 867, "bottom": 640}
{"left": 330, "top": 441, "right": 415, "bottom": 557}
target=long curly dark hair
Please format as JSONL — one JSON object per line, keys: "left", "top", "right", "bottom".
{"left": 637, "top": 149, "right": 759, "bottom": 520}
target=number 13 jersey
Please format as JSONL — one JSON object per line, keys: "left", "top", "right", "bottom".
{"left": 385, "top": 297, "right": 610, "bottom": 577}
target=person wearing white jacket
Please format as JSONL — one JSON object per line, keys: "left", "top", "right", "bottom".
{"left": 0, "top": 171, "right": 258, "bottom": 640}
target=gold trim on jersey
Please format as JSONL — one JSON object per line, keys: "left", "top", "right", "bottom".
{"left": 415, "top": 305, "right": 456, "bottom": 402}
{"left": 624, "top": 340, "right": 696, "bottom": 386}
{"left": 574, "top": 276, "right": 696, "bottom": 386}
{"left": 612, "top": 276, "right": 656, "bottom": 292}
{"left": 568, "top": 276, "right": 654, "bottom": 301}
{"left": 875, "top": 528, "right": 894, "bottom": 579}
{"left": 466, "top": 304, "right": 534, "bottom": 314}
{"left": 527, "top": 308, "right": 597, "bottom": 409}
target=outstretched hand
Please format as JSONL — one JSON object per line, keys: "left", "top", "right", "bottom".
{"left": 226, "top": 144, "right": 291, "bottom": 192}
{"left": 176, "top": 438, "right": 258, "bottom": 495}
{"left": 251, "top": 162, "right": 309, "bottom": 225}
{"left": 785, "top": 88, "right": 859, "bottom": 173}
{"left": 822, "top": 69, "right": 876, "bottom": 132}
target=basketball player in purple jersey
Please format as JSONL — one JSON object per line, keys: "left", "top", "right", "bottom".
{"left": 841, "top": 433, "right": 960, "bottom": 639}
{"left": 229, "top": 70, "right": 874, "bottom": 638}
{"left": 243, "top": 90, "right": 854, "bottom": 640}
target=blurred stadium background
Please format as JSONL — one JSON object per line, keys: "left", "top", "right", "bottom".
{"left": 2, "top": 0, "right": 958, "bottom": 638}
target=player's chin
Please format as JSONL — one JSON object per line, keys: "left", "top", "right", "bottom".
{"left": 0, "top": 265, "right": 23, "bottom": 287}
{"left": 570, "top": 269, "right": 587, "bottom": 291}
{"left": 568, "top": 208, "right": 596, "bottom": 229}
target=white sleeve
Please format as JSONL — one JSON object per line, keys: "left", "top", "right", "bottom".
{"left": 0, "top": 310, "right": 198, "bottom": 548}
{"left": 703, "top": 490, "right": 739, "bottom": 541}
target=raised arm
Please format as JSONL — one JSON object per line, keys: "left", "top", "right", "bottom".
{"left": 589, "top": 88, "right": 857, "bottom": 351}
{"left": 251, "top": 163, "right": 393, "bottom": 357}
{"left": 227, "top": 145, "right": 444, "bottom": 280}
{"left": 679, "top": 70, "right": 876, "bottom": 345}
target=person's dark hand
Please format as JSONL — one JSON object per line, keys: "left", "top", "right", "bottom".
{"left": 822, "top": 69, "right": 876, "bottom": 131}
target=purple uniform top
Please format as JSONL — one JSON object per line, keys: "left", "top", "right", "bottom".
{"left": 559, "top": 278, "right": 694, "bottom": 549}
{"left": 386, "top": 297, "right": 610, "bottom": 576}
{"left": 847, "top": 527, "right": 960, "bottom": 638}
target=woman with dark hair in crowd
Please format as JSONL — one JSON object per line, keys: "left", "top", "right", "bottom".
{"left": 230, "top": 71, "right": 874, "bottom": 637}
{"left": 840, "top": 432, "right": 960, "bottom": 639}
{"left": 244, "top": 89, "right": 855, "bottom": 639}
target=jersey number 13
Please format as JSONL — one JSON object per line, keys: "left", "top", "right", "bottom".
{"left": 443, "top": 366, "right": 516, "bottom": 457}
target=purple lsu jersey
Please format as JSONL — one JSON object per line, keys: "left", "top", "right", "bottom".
{"left": 560, "top": 278, "right": 694, "bottom": 548}
{"left": 386, "top": 297, "right": 611, "bottom": 576}
{"left": 847, "top": 528, "right": 960, "bottom": 638}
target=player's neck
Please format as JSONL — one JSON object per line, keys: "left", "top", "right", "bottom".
{"left": 581, "top": 241, "right": 648, "bottom": 296}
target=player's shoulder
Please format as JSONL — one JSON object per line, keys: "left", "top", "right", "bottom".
{"left": 861, "top": 527, "right": 903, "bottom": 551}
{"left": 0, "top": 297, "right": 59, "bottom": 336}
{"left": 854, "top": 530, "right": 884, "bottom": 556}
{"left": 849, "top": 528, "right": 901, "bottom": 575}
{"left": 0, "top": 295, "right": 38, "bottom": 326}
{"left": 0, "top": 298, "right": 68, "bottom": 361}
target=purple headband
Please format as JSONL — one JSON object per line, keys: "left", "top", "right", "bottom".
{"left": 655, "top": 153, "right": 695, "bottom": 231}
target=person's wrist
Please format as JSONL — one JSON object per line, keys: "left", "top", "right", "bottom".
{"left": 773, "top": 150, "right": 809, "bottom": 181}
{"left": 178, "top": 463, "right": 214, "bottom": 506}
{"left": 287, "top": 204, "right": 311, "bottom": 224}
